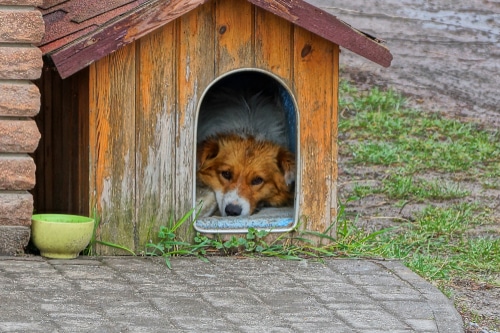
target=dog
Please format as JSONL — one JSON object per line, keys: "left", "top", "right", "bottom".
{"left": 196, "top": 87, "right": 295, "bottom": 217}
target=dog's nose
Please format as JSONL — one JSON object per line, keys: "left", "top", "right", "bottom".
{"left": 225, "top": 204, "right": 242, "bottom": 216}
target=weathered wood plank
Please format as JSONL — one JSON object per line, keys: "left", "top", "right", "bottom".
{"left": 41, "top": 65, "right": 60, "bottom": 211}
{"left": 176, "top": 2, "right": 216, "bottom": 241}
{"left": 293, "top": 27, "right": 336, "bottom": 241}
{"left": 330, "top": 43, "right": 340, "bottom": 228}
{"left": 89, "top": 43, "right": 136, "bottom": 255}
{"left": 216, "top": 0, "right": 254, "bottom": 73}
{"left": 76, "top": 68, "right": 90, "bottom": 217}
{"left": 135, "top": 23, "right": 178, "bottom": 250}
{"left": 254, "top": 8, "right": 299, "bottom": 238}
{"left": 254, "top": 7, "right": 292, "bottom": 80}
{"left": 33, "top": 66, "right": 89, "bottom": 216}
{"left": 36, "top": 66, "right": 62, "bottom": 212}
{"left": 56, "top": 69, "right": 73, "bottom": 212}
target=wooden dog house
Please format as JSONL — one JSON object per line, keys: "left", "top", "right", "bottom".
{"left": 34, "top": 0, "right": 392, "bottom": 254}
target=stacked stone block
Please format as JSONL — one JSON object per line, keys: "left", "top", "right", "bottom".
{"left": 0, "top": 0, "right": 43, "bottom": 255}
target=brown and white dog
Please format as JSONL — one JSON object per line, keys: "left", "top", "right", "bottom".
{"left": 196, "top": 88, "right": 295, "bottom": 217}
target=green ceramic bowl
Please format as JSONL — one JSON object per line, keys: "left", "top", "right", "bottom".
{"left": 31, "top": 214, "right": 94, "bottom": 259}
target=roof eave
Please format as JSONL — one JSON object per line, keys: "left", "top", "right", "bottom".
{"left": 48, "top": 0, "right": 210, "bottom": 79}
{"left": 45, "top": 0, "right": 392, "bottom": 79}
{"left": 247, "top": 0, "right": 392, "bottom": 67}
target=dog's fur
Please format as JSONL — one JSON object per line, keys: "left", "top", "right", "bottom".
{"left": 196, "top": 88, "right": 295, "bottom": 217}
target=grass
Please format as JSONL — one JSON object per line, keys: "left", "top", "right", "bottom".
{"left": 339, "top": 82, "right": 500, "bottom": 176}
{"left": 352, "top": 174, "right": 470, "bottom": 201}
{"left": 377, "top": 204, "right": 498, "bottom": 282}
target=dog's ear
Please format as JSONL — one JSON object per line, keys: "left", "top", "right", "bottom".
{"left": 277, "top": 148, "right": 295, "bottom": 185}
{"left": 197, "top": 139, "right": 220, "bottom": 169}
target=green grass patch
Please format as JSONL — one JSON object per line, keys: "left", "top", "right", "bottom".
{"left": 339, "top": 83, "right": 500, "bottom": 176}
{"left": 146, "top": 198, "right": 395, "bottom": 268}
{"left": 353, "top": 175, "right": 470, "bottom": 201}
{"left": 329, "top": 202, "right": 499, "bottom": 288}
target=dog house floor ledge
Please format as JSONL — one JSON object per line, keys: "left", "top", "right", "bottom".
{"left": 194, "top": 207, "right": 295, "bottom": 233}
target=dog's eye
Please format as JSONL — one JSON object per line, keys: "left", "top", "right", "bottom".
{"left": 251, "top": 177, "right": 263, "bottom": 185}
{"left": 221, "top": 171, "right": 232, "bottom": 180}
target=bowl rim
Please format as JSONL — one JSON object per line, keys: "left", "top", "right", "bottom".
{"left": 32, "top": 214, "right": 94, "bottom": 224}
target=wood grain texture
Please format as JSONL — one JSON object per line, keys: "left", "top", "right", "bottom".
{"left": 176, "top": 2, "right": 216, "bottom": 241}
{"left": 254, "top": 7, "right": 292, "bottom": 79}
{"left": 330, "top": 43, "right": 339, "bottom": 232}
{"left": 33, "top": 65, "right": 89, "bottom": 216}
{"left": 76, "top": 68, "right": 90, "bottom": 216}
{"left": 216, "top": 0, "right": 254, "bottom": 73}
{"left": 293, "top": 26, "right": 337, "bottom": 241}
{"left": 89, "top": 42, "right": 136, "bottom": 255}
{"left": 34, "top": 66, "right": 54, "bottom": 211}
{"left": 135, "top": 23, "right": 178, "bottom": 248}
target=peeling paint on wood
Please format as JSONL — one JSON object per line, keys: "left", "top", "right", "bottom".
{"left": 135, "top": 22, "right": 177, "bottom": 248}
{"left": 174, "top": 1, "right": 215, "bottom": 241}
{"left": 89, "top": 42, "right": 136, "bottom": 255}
{"left": 293, "top": 26, "right": 337, "bottom": 241}
{"left": 216, "top": 0, "right": 254, "bottom": 71}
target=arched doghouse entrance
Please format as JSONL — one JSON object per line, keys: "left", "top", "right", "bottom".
{"left": 193, "top": 69, "right": 300, "bottom": 233}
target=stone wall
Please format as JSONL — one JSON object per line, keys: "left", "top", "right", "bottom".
{"left": 0, "top": 0, "right": 43, "bottom": 255}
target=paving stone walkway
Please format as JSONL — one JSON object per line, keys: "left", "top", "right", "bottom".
{"left": 0, "top": 256, "right": 463, "bottom": 332}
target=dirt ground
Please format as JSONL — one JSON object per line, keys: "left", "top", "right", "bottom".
{"left": 307, "top": 0, "right": 500, "bottom": 330}
{"left": 310, "top": 0, "right": 500, "bottom": 126}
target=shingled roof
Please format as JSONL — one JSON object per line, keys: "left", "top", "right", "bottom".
{"left": 38, "top": 0, "right": 393, "bottom": 79}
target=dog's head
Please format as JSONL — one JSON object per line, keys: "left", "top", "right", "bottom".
{"left": 197, "top": 134, "right": 295, "bottom": 217}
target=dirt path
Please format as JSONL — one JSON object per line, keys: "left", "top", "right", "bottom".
{"left": 308, "top": 0, "right": 500, "bottom": 126}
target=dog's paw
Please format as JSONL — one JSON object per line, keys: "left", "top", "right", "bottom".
{"left": 196, "top": 185, "right": 219, "bottom": 217}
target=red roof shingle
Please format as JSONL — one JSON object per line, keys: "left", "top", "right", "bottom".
{"left": 38, "top": 0, "right": 148, "bottom": 54}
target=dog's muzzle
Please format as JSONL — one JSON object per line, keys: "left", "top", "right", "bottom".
{"left": 216, "top": 189, "right": 251, "bottom": 217}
